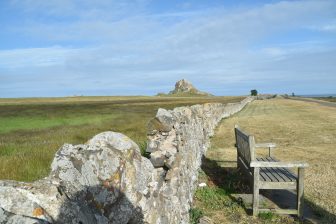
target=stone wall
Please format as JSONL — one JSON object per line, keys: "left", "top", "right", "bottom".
{"left": 0, "top": 97, "right": 253, "bottom": 224}
{"left": 144, "top": 96, "right": 254, "bottom": 223}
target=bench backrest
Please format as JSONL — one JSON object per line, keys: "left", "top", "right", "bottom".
{"left": 234, "top": 125, "right": 255, "bottom": 166}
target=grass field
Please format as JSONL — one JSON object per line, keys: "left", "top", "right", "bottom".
{"left": 193, "top": 98, "right": 336, "bottom": 223}
{"left": 0, "top": 96, "right": 244, "bottom": 182}
{"left": 315, "top": 97, "right": 336, "bottom": 103}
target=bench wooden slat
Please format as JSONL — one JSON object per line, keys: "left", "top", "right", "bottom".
{"left": 259, "top": 167, "right": 273, "bottom": 182}
{"left": 255, "top": 143, "right": 276, "bottom": 148}
{"left": 235, "top": 125, "right": 255, "bottom": 165}
{"left": 265, "top": 157, "right": 297, "bottom": 182}
{"left": 278, "top": 168, "right": 297, "bottom": 181}
{"left": 259, "top": 208, "right": 298, "bottom": 215}
{"left": 258, "top": 158, "right": 284, "bottom": 182}
{"left": 250, "top": 161, "right": 308, "bottom": 168}
{"left": 259, "top": 181, "right": 297, "bottom": 189}
{"left": 238, "top": 156, "right": 253, "bottom": 183}
{"left": 260, "top": 157, "right": 294, "bottom": 182}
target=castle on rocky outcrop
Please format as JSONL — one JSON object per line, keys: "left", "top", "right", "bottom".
{"left": 0, "top": 97, "right": 254, "bottom": 223}
{"left": 163, "top": 79, "right": 212, "bottom": 96}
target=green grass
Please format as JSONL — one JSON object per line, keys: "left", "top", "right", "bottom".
{"left": 189, "top": 208, "right": 203, "bottom": 224}
{"left": 258, "top": 212, "right": 276, "bottom": 220}
{"left": 195, "top": 187, "right": 230, "bottom": 210}
{"left": 316, "top": 97, "right": 336, "bottom": 103}
{"left": 0, "top": 96, "right": 243, "bottom": 182}
{"left": 0, "top": 114, "right": 118, "bottom": 134}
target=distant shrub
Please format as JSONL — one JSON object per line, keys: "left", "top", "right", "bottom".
{"left": 250, "top": 89, "right": 258, "bottom": 96}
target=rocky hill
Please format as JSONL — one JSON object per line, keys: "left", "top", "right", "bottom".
{"left": 158, "top": 79, "right": 212, "bottom": 96}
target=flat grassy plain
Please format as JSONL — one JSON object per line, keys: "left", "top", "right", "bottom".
{"left": 316, "top": 97, "right": 336, "bottom": 103}
{"left": 194, "top": 98, "right": 336, "bottom": 223}
{"left": 0, "top": 96, "right": 243, "bottom": 182}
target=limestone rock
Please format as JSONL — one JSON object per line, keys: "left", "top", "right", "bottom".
{"left": 199, "top": 216, "right": 214, "bottom": 224}
{"left": 0, "top": 131, "right": 155, "bottom": 224}
{"left": 150, "top": 150, "right": 166, "bottom": 167}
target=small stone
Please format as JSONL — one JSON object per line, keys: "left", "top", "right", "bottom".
{"left": 147, "top": 117, "right": 173, "bottom": 133}
{"left": 150, "top": 151, "right": 166, "bottom": 167}
{"left": 165, "top": 147, "right": 177, "bottom": 158}
{"left": 161, "top": 132, "right": 169, "bottom": 136}
{"left": 199, "top": 216, "right": 214, "bottom": 224}
{"left": 165, "top": 170, "right": 174, "bottom": 181}
{"left": 164, "top": 156, "right": 175, "bottom": 169}
{"left": 198, "top": 183, "right": 207, "bottom": 187}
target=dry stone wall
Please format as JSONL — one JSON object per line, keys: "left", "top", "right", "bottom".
{"left": 0, "top": 97, "right": 253, "bottom": 224}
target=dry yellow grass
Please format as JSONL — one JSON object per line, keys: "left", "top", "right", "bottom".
{"left": 208, "top": 98, "right": 336, "bottom": 222}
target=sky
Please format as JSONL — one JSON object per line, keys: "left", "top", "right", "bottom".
{"left": 0, "top": 0, "right": 335, "bottom": 97}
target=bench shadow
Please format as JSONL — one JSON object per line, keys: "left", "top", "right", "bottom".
{"left": 55, "top": 184, "right": 144, "bottom": 224}
{"left": 201, "top": 155, "right": 251, "bottom": 213}
{"left": 201, "top": 155, "right": 336, "bottom": 223}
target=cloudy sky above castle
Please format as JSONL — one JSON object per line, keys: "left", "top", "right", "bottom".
{"left": 1, "top": 0, "right": 335, "bottom": 97}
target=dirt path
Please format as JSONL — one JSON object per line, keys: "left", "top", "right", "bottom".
{"left": 289, "top": 97, "right": 336, "bottom": 108}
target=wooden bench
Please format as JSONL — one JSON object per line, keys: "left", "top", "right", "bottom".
{"left": 234, "top": 125, "right": 308, "bottom": 218}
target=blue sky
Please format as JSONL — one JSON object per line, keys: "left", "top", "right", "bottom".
{"left": 0, "top": 0, "right": 335, "bottom": 97}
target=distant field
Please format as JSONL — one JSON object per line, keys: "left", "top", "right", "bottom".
{"left": 0, "top": 96, "right": 244, "bottom": 181}
{"left": 315, "top": 97, "right": 336, "bottom": 103}
{"left": 195, "top": 99, "right": 336, "bottom": 223}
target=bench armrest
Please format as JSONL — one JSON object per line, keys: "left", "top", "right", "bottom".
{"left": 250, "top": 161, "right": 309, "bottom": 168}
{"left": 255, "top": 143, "right": 276, "bottom": 157}
{"left": 255, "top": 143, "right": 276, "bottom": 149}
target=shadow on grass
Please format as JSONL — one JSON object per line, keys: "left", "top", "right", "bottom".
{"left": 201, "top": 155, "right": 251, "bottom": 214}
{"left": 201, "top": 155, "right": 250, "bottom": 193}
{"left": 201, "top": 155, "right": 336, "bottom": 223}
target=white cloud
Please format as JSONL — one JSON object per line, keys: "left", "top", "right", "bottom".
{"left": 0, "top": 46, "right": 84, "bottom": 68}
{"left": 10, "top": 0, "right": 149, "bottom": 19}
{"left": 1, "top": 0, "right": 336, "bottom": 97}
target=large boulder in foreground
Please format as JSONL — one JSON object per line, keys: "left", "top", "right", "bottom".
{"left": 0, "top": 132, "right": 154, "bottom": 224}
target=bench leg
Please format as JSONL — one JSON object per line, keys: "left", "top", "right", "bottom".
{"left": 253, "top": 168, "right": 260, "bottom": 216}
{"left": 297, "top": 168, "right": 304, "bottom": 220}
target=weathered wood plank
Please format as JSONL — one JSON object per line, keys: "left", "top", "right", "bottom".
{"left": 272, "top": 167, "right": 292, "bottom": 182}
{"left": 255, "top": 143, "right": 276, "bottom": 148}
{"left": 261, "top": 157, "right": 291, "bottom": 182}
{"left": 238, "top": 156, "right": 253, "bottom": 183}
{"left": 258, "top": 158, "right": 282, "bottom": 182}
{"left": 235, "top": 125, "right": 255, "bottom": 165}
{"left": 249, "top": 135, "right": 256, "bottom": 162}
{"left": 278, "top": 167, "right": 297, "bottom": 181}
{"left": 253, "top": 167, "right": 260, "bottom": 216}
{"left": 297, "top": 168, "right": 305, "bottom": 219}
{"left": 258, "top": 209, "right": 298, "bottom": 215}
{"left": 259, "top": 181, "right": 297, "bottom": 189}
{"left": 259, "top": 168, "right": 272, "bottom": 182}
{"left": 255, "top": 143, "right": 276, "bottom": 157}
{"left": 250, "top": 161, "right": 309, "bottom": 168}
{"left": 265, "top": 157, "right": 296, "bottom": 182}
